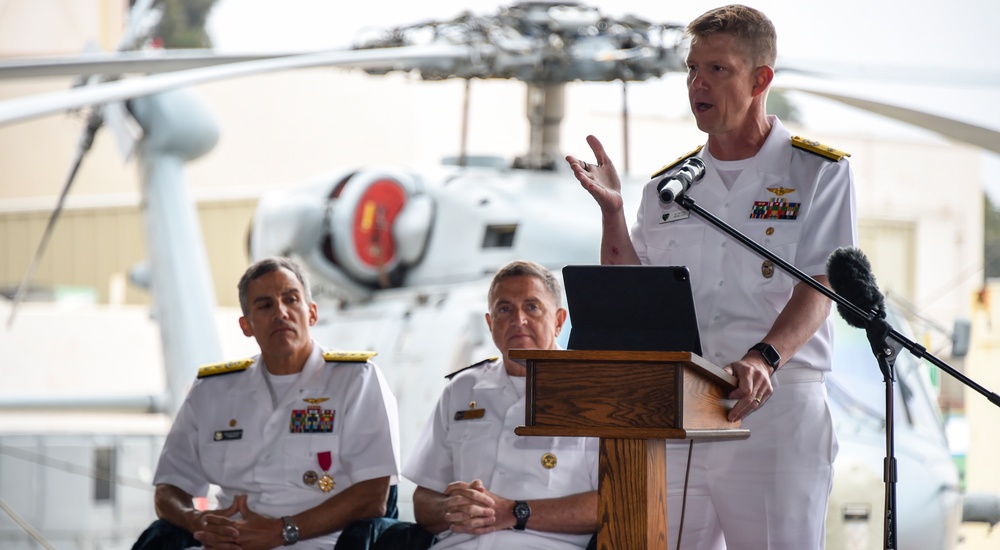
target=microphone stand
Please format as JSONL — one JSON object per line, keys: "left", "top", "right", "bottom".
{"left": 676, "top": 193, "right": 1000, "bottom": 550}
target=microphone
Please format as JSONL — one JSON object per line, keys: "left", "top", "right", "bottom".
{"left": 825, "top": 246, "right": 887, "bottom": 328}
{"left": 657, "top": 157, "right": 707, "bottom": 203}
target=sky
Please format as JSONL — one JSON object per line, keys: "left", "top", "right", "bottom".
{"left": 206, "top": 0, "right": 1000, "bottom": 76}
{"left": 206, "top": 0, "right": 1000, "bottom": 67}
{"left": 205, "top": 0, "right": 1000, "bottom": 199}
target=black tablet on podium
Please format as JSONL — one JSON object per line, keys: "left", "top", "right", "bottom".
{"left": 562, "top": 265, "right": 702, "bottom": 355}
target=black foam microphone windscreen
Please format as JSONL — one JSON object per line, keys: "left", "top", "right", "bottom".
{"left": 826, "top": 247, "right": 886, "bottom": 328}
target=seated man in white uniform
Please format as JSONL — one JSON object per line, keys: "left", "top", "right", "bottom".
{"left": 384, "top": 260, "right": 599, "bottom": 549}
{"left": 132, "top": 257, "right": 401, "bottom": 549}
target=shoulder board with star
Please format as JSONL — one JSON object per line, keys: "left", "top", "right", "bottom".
{"left": 445, "top": 357, "right": 498, "bottom": 380}
{"left": 791, "top": 136, "right": 850, "bottom": 162}
{"left": 651, "top": 145, "right": 704, "bottom": 178}
{"left": 323, "top": 350, "right": 377, "bottom": 363}
{"left": 197, "top": 358, "right": 254, "bottom": 379}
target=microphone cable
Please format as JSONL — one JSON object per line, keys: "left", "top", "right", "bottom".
{"left": 676, "top": 440, "right": 694, "bottom": 549}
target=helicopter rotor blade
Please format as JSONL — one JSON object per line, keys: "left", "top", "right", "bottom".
{"left": 776, "top": 58, "right": 1000, "bottom": 88}
{"left": 0, "top": 50, "right": 308, "bottom": 80}
{"left": 5, "top": 0, "right": 160, "bottom": 328}
{"left": 0, "top": 44, "right": 471, "bottom": 128}
{"left": 6, "top": 108, "right": 104, "bottom": 329}
{"left": 774, "top": 83, "right": 1000, "bottom": 155}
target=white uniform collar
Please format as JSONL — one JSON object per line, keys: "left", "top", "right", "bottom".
{"left": 471, "top": 357, "right": 510, "bottom": 390}
{"left": 246, "top": 341, "right": 325, "bottom": 407}
{"left": 750, "top": 115, "right": 793, "bottom": 177}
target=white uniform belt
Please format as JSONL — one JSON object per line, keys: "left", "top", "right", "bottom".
{"left": 772, "top": 368, "right": 826, "bottom": 385}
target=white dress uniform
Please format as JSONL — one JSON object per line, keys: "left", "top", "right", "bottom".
{"left": 153, "top": 341, "right": 401, "bottom": 550}
{"left": 631, "top": 116, "right": 857, "bottom": 549}
{"left": 403, "top": 358, "right": 599, "bottom": 550}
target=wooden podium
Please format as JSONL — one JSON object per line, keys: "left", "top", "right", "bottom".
{"left": 510, "top": 349, "right": 749, "bottom": 550}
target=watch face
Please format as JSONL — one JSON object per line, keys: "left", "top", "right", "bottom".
{"left": 282, "top": 517, "right": 299, "bottom": 544}
{"left": 753, "top": 343, "right": 779, "bottom": 368}
{"left": 513, "top": 500, "right": 531, "bottom": 530}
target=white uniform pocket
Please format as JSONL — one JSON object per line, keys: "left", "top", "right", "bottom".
{"left": 446, "top": 421, "right": 496, "bottom": 481}
{"left": 200, "top": 436, "right": 255, "bottom": 485}
{"left": 643, "top": 224, "right": 705, "bottom": 276}
{"left": 739, "top": 223, "right": 802, "bottom": 312}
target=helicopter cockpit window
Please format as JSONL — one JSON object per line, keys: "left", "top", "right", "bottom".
{"left": 94, "top": 446, "right": 115, "bottom": 503}
{"left": 483, "top": 224, "right": 517, "bottom": 248}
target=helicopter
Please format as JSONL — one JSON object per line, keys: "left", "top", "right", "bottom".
{"left": 0, "top": 1, "right": 999, "bottom": 548}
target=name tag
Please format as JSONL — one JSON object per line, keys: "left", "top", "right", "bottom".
{"left": 454, "top": 409, "right": 485, "bottom": 421}
{"left": 214, "top": 429, "right": 243, "bottom": 441}
{"left": 659, "top": 210, "right": 690, "bottom": 224}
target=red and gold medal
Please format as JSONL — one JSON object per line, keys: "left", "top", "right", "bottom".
{"left": 317, "top": 451, "right": 335, "bottom": 492}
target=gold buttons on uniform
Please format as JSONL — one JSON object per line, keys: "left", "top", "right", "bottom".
{"left": 765, "top": 227, "right": 774, "bottom": 236}
{"left": 541, "top": 453, "right": 557, "bottom": 469}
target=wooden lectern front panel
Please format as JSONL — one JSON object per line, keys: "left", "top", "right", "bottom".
{"left": 531, "top": 360, "right": 680, "bottom": 430}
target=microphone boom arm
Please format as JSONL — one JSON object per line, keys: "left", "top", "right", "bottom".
{"left": 676, "top": 194, "right": 1000, "bottom": 407}
{"left": 678, "top": 192, "right": 999, "bottom": 550}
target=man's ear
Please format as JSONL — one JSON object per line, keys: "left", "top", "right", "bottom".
{"left": 752, "top": 65, "right": 774, "bottom": 97}
{"left": 239, "top": 316, "right": 253, "bottom": 337}
{"left": 484, "top": 312, "right": 493, "bottom": 332}
{"left": 555, "top": 308, "right": 568, "bottom": 336}
{"left": 308, "top": 302, "right": 318, "bottom": 326}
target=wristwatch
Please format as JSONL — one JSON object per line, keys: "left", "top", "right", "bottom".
{"left": 749, "top": 342, "right": 780, "bottom": 372}
{"left": 512, "top": 500, "right": 531, "bottom": 531}
{"left": 281, "top": 516, "right": 300, "bottom": 546}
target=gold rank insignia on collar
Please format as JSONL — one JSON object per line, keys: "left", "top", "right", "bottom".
{"left": 322, "top": 350, "right": 377, "bottom": 362}
{"left": 791, "top": 136, "right": 850, "bottom": 162}
{"left": 197, "top": 358, "right": 254, "bottom": 379}
{"left": 651, "top": 145, "right": 704, "bottom": 178}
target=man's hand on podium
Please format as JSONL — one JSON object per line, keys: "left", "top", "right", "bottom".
{"left": 725, "top": 356, "right": 774, "bottom": 422}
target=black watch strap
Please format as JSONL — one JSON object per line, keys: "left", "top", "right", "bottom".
{"left": 513, "top": 500, "right": 531, "bottom": 531}
{"left": 749, "top": 342, "right": 780, "bottom": 371}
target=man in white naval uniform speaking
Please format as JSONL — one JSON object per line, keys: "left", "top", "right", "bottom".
{"left": 133, "top": 257, "right": 400, "bottom": 549}
{"left": 567, "top": 4, "right": 857, "bottom": 549}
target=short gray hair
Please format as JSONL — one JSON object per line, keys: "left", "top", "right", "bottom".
{"left": 487, "top": 260, "right": 562, "bottom": 308}
{"left": 238, "top": 257, "right": 313, "bottom": 316}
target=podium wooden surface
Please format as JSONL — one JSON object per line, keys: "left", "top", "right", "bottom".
{"left": 510, "top": 349, "right": 749, "bottom": 550}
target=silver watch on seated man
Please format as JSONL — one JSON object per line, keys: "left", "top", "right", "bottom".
{"left": 281, "top": 516, "right": 300, "bottom": 545}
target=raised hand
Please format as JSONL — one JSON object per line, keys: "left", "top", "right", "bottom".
{"left": 566, "top": 135, "right": 624, "bottom": 216}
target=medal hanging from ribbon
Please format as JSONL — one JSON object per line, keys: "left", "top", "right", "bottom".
{"left": 317, "top": 451, "right": 335, "bottom": 492}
